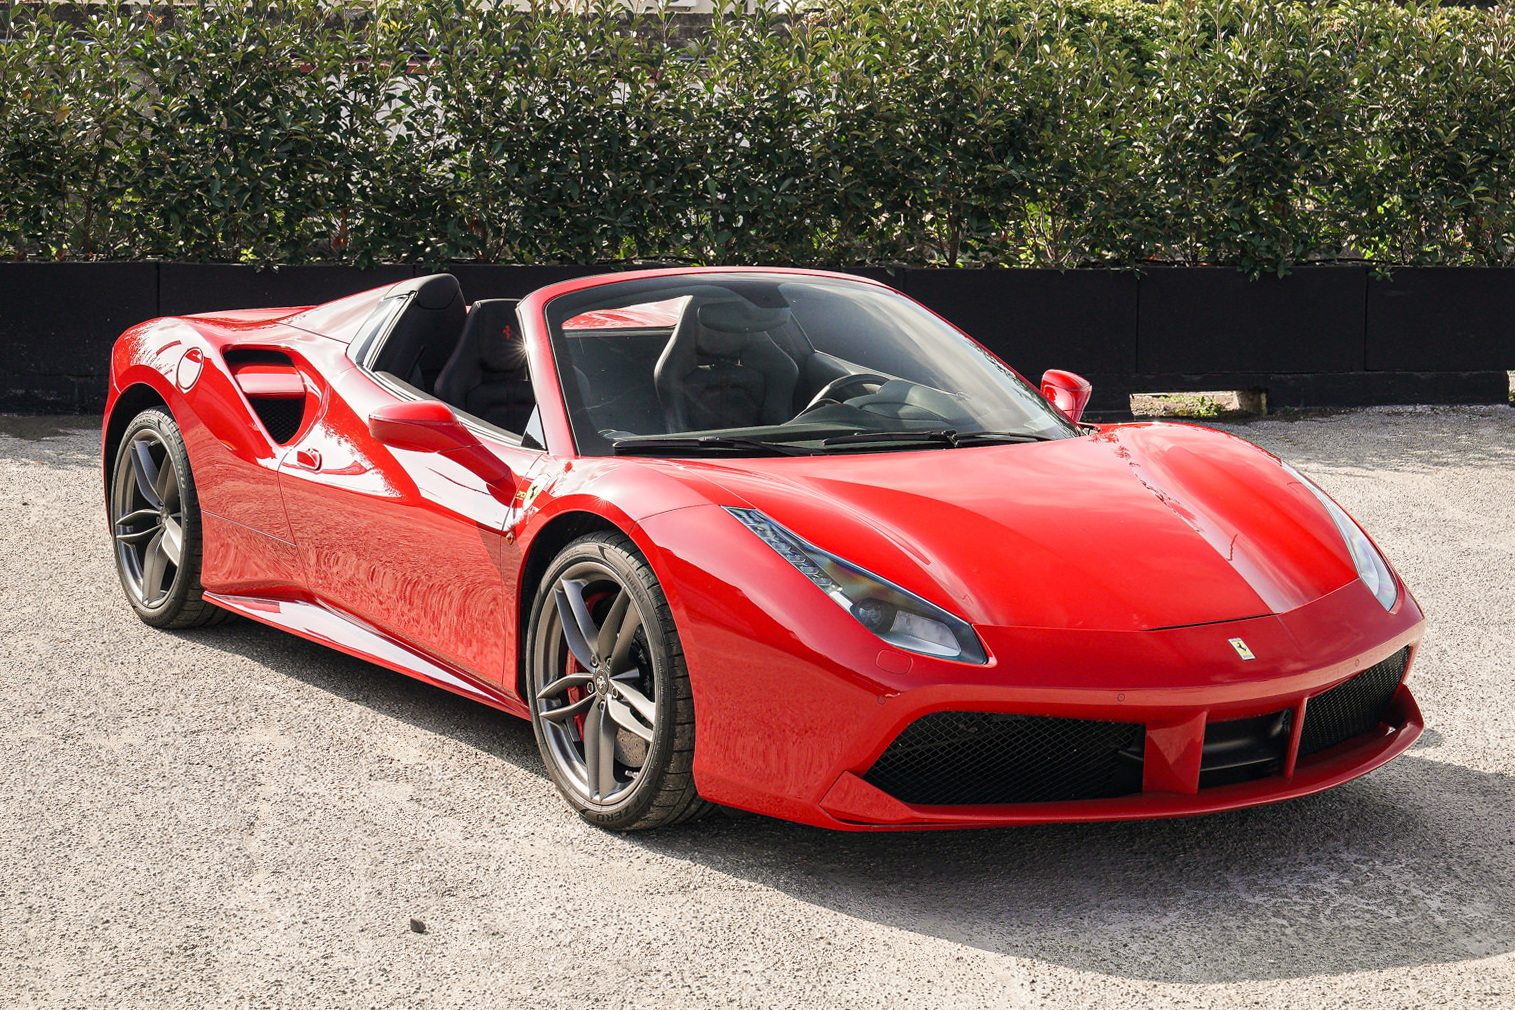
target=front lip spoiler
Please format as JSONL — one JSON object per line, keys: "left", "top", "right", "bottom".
{"left": 818, "top": 685, "right": 1423, "bottom": 830}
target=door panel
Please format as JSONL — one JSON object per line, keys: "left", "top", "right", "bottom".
{"left": 278, "top": 367, "right": 541, "bottom": 686}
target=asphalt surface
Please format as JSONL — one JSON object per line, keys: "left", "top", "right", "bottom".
{"left": 2, "top": 405, "right": 1513, "bottom": 1009}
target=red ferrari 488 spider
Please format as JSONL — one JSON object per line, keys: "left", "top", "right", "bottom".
{"left": 102, "top": 268, "right": 1425, "bottom": 830}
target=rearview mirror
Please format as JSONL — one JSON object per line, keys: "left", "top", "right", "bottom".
{"left": 1040, "top": 370, "right": 1093, "bottom": 425}
{"left": 369, "top": 400, "right": 514, "bottom": 491}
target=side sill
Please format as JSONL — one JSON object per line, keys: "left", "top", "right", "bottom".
{"left": 203, "top": 592, "right": 529, "bottom": 719}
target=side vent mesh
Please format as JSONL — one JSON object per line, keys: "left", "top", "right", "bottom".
{"left": 250, "top": 397, "right": 305, "bottom": 444}
{"left": 1298, "top": 647, "right": 1410, "bottom": 757}
{"left": 863, "top": 712, "right": 1144, "bottom": 806}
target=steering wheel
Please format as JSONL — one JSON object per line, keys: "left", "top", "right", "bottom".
{"left": 795, "top": 373, "right": 894, "bottom": 417}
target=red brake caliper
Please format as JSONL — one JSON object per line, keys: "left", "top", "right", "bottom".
{"left": 567, "top": 588, "right": 611, "bottom": 745}
{"left": 567, "top": 653, "right": 587, "bottom": 738}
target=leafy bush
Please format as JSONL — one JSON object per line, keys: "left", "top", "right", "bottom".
{"left": 1, "top": 0, "right": 1511, "bottom": 271}
{"left": 1135, "top": 1, "right": 1357, "bottom": 270}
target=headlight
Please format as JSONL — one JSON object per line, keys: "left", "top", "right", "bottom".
{"left": 1281, "top": 462, "right": 1398, "bottom": 611}
{"left": 725, "top": 507, "right": 988, "bottom": 664}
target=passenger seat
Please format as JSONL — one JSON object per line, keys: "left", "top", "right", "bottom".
{"left": 433, "top": 299, "right": 535, "bottom": 435}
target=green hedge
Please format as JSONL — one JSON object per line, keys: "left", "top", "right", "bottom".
{"left": 2, "top": 0, "right": 1512, "bottom": 271}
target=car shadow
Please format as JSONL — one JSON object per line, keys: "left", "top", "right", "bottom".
{"left": 176, "top": 617, "right": 547, "bottom": 780}
{"left": 182, "top": 617, "right": 1514, "bottom": 985}
{"left": 0, "top": 414, "right": 102, "bottom": 467}
{"left": 632, "top": 754, "right": 1515, "bottom": 984}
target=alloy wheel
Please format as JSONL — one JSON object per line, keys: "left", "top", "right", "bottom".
{"left": 534, "top": 562, "right": 660, "bottom": 805}
{"left": 111, "top": 429, "right": 185, "bottom": 608}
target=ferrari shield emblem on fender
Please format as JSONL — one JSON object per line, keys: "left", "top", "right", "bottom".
{"left": 1228, "top": 638, "right": 1256, "bottom": 661}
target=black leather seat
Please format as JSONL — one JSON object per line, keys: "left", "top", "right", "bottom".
{"left": 653, "top": 300, "right": 798, "bottom": 432}
{"left": 371, "top": 274, "right": 467, "bottom": 394}
{"left": 433, "top": 299, "right": 535, "bottom": 434}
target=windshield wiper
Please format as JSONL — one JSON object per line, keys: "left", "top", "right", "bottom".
{"left": 821, "top": 429, "right": 1053, "bottom": 449}
{"left": 949, "top": 430, "right": 1055, "bottom": 445}
{"left": 822, "top": 430, "right": 959, "bottom": 447}
{"left": 612, "top": 436, "right": 817, "bottom": 457}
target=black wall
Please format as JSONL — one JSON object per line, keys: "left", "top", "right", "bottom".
{"left": 1, "top": 262, "right": 1510, "bottom": 414}
{"left": 904, "top": 265, "right": 1512, "bottom": 416}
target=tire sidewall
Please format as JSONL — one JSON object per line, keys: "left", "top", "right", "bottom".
{"left": 111, "top": 407, "right": 203, "bottom": 626}
{"left": 526, "top": 535, "right": 682, "bottom": 830}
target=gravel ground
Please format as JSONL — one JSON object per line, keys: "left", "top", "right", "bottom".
{"left": 2, "top": 405, "right": 1512, "bottom": 1009}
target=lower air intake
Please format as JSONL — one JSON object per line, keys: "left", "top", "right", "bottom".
{"left": 863, "top": 712, "right": 1144, "bottom": 806}
{"left": 1298, "top": 647, "right": 1410, "bottom": 758}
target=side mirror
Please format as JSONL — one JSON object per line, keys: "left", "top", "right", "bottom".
{"left": 369, "top": 400, "right": 514, "bottom": 490}
{"left": 370, "top": 399, "right": 476, "bottom": 453}
{"left": 1040, "top": 370, "right": 1093, "bottom": 425}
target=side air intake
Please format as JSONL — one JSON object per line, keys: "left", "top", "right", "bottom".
{"left": 225, "top": 349, "right": 310, "bottom": 445}
{"left": 1297, "top": 647, "right": 1410, "bottom": 757}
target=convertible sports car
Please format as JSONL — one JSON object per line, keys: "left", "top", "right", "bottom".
{"left": 102, "top": 267, "right": 1425, "bottom": 830}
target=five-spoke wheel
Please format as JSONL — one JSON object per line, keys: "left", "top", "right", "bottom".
{"left": 527, "top": 532, "right": 709, "bottom": 830}
{"left": 109, "top": 408, "right": 228, "bottom": 628}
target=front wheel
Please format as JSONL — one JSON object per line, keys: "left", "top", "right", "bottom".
{"left": 526, "top": 531, "right": 710, "bottom": 830}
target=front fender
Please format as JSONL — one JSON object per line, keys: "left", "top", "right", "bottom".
{"left": 509, "top": 454, "right": 750, "bottom": 638}
{"left": 633, "top": 503, "right": 906, "bottom": 823}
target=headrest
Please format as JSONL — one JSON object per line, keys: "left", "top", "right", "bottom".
{"left": 392, "top": 272, "right": 464, "bottom": 311}
{"left": 469, "top": 300, "right": 526, "bottom": 373}
{"left": 697, "top": 300, "right": 790, "bottom": 334}
{"left": 695, "top": 328, "right": 752, "bottom": 359}
{"left": 484, "top": 337, "right": 528, "bottom": 375}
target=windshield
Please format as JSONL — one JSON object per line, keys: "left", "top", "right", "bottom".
{"left": 545, "top": 273, "right": 1078, "bottom": 457}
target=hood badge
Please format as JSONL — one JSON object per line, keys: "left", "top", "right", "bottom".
{"left": 1228, "top": 638, "right": 1256, "bottom": 661}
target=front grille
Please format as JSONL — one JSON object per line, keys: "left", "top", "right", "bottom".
{"left": 1298, "top": 647, "right": 1410, "bottom": 757}
{"left": 863, "top": 712, "right": 1144, "bottom": 806}
{"left": 250, "top": 397, "right": 305, "bottom": 444}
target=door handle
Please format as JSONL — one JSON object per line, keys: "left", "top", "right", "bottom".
{"left": 294, "top": 448, "right": 322, "bottom": 471}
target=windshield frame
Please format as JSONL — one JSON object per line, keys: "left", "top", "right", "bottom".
{"left": 538, "top": 269, "right": 1078, "bottom": 459}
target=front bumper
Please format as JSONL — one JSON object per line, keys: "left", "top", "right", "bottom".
{"left": 818, "top": 682, "right": 1421, "bottom": 828}
{"left": 638, "top": 510, "right": 1426, "bottom": 831}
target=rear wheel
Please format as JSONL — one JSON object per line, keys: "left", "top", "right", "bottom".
{"left": 526, "top": 532, "right": 711, "bottom": 830}
{"left": 109, "top": 407, "right": 229, "bottom": 629}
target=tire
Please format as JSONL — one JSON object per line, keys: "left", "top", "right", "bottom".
{"left": 109, "top": 407, "right": 230, "bottom": 629}
{"left": 526, "top": 531, "right": 712, "bottom": 830}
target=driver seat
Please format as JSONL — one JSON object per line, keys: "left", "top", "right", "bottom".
{"left": 653, "top": 301, "right": 798, "bottom": 433}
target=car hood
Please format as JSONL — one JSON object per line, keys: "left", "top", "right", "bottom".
{"left": 671, "top": 423, "right": 1359, "bottom": 632}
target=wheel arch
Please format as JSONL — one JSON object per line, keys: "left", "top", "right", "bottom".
{"left": 514, "top": 510, "right": 628, "bottom": 698}
{"left": 102, "top": 382, "right": 171, "bottom": 499}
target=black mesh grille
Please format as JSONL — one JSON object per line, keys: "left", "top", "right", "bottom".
{"left": 863, "top": 712, "right": 1144, "bottom": 806}
{"left": 1298, "top": 647, "right": 1410, "bottom": 757}
{"left": 250, "top": 397, "right": 305, "bottom": 444}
